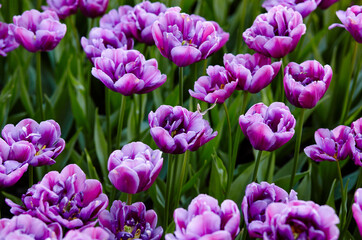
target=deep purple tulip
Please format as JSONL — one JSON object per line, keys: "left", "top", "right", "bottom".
{"left": 329, "top": 5, "right": 362, "bottom": 43}
{"left": 351, "top": 118, "right": 362, "bottom": 166}
{"left": 63, "top": 227, "right": 110, "bottom": 240}
{"left": 0, "top": 139, "right": 34, "bottom": 188}
{"left": 353, "top": 188, "right": 362, "bottom": 236}
{"left": 148, "top": 105, "right": 217, "bottom": 154}
{"left": 242, "top": 182, "right": 297, "bottom": 238}
{"left": 0, "top": 22, "right": 19, "bottom": 56}
{"left": 304, "top": 125, "right": 355, "bottom": 162}
{"left": 79, "top": 0, "right": 109, "bottom": 18}
{"left": 0, "top": 215, "right": 62, "bottom": 240}
{"left": 318, "top": 0, "right": 339, "bottom": 9}
{"left": 6, "top": 164, "right": 108, "bottom": 229}
{"left": 91, "top": 48, "right": 166, "bottom": 95}
{"left": 223, "top": 53, "right": 281, "bottom": 93}
{"left": 152, "top": 7, "right": 229, "bottom": 67}
{"left": 189, "top": 65, "right": 237, "bottom": 104}
{"left": 239, "top": 102, "right": 296, "bottom": 151}
{"left": 243, "top": 5, "right": 306, "bottom": 58}
{"left": 166, "top": 194, "right": 240, "bottom": 240}
{"left": 264, "top": 200, "right": 339, "bottom": 240}
{"left": 262, "top": 0, "right": 321, "bottom": 18}
{"left": 2, "top": 118, "right": 65, "bottom": 167}
{"left": 108, "top": 142, "right": 163, "bottom": 194}
{"left": 99, "top": 5, "right": 134, "bottom": 39}
{"left": 42, "top": 0, "right": 79, "bottom": 19}
{"left": 9, "top": 9, "right": 66, "bottom": 52}
{"left": 284, "top": 60, "right": 332, "bottom": 109}
{"left": 99, "top": 200, "right": 163, "bottom": 240}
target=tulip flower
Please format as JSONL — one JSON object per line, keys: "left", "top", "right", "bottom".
{"left": 63, "top": 227, "right": 110, "bottom": 240}
{"left": 42, "top": 0, "right": 78, "bottom": 19}
{"left": 350, "top": 118, "right": 362, "bottom": 166}
{"left": 353, "top": 188, "right": 362, "bottom": 236}
{"left": 0, "top": 22, "right": 19, "bottom": 56}
{"left": 262, "top": 0, "right": 321, "bottom": 18}
{"left": 99, "top": 5, "right": 134, "bottom": 39}
{"left": 79, "top": 0, "right": 109, "bottom": 18}
{"left": 243, "top": 5, "right": 306, "bottom": 58}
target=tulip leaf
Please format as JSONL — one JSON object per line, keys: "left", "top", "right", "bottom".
{"left": 1, "top": 191, "right": 22, "bottom": 205}
{"left": 94, "top": 109, "right": 108, "bottom": 181}
{"left": 18, "top": 68, "right": 34, "bottom": 117}
{"left": 274, "top": 170, "right": 309, "bottom": 191}
{"left": 325, "top": 179, "right": 337, "bottom": 210}
{"left": 228, "top": 162, "right": 253, "bottom": 204}
{"left": 181, "top": 157, "right": 212, "bottom": 195}
{"left": 85, "top": 149, "right": 100, "bottom": 180}
{"left": 209, "top": 153, "right": 228, "bottom": 202}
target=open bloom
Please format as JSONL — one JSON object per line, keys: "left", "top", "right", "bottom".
{"left": 239, "top": 102, "right": 296, "bottom": 151}
{"left": 63, "top": 227, "right": 110, "bottom": 240}
{"left": 152, "top": 7, "right": 229, "bottom": 67}
{"left": 166, "top": 194, "right": 240, "bottom": 240}
{"left": 304, "top": 125, "right": 354, "bottom": 162}
{"left": 99, "top": 5, "right": 134, "bottom": 39}
{"left": 242, "top": 182, "right": 297, "bottom": 238}
{"left": 79, "top": 0, "right": 109, "bottom": 18}
{"left": 189, "top": 65, "right": 237, "bottom": 104}
{"left": 42, "top": 0, "right": 78, "bottom": 19}
{"left": 0, "top": 214, "right": 62, "bottom": 240}
{"left": 353, "top": 188, "right": 362, "bottom": 236}
{"left": 2, "top": 118, "right": 65, "bottom": 166}
{"left": 6, "top": 164, "right": 108, "bottom": 229}
{"left": 148, "top": 105, "right": 217, "bottom": 154}
{"left": 243, "top": 5, "right": 306, "bottom": 58}
{"left": 351, "top": 118, "right": 362, "bottom": 166}
{"left": 329, "top": 5, "right": 362, "bottom": 43}
{"left": 224, "top": 53, "right": 281, "bottom": 93}
{"left": 99, "top": 200, "right": 163, "bottom": 240}
{"left": 318, "top": 0, "right": 339, "bottom": 9}
{"left": 284, "top": 60, "right": 332, "bottom": 108}
{"left": 0, "top": 22, "right": 19, "bottom": 56}
{"left": 108, "top": 142, "right": 163, "bottom": 194}
{"left": 92, "top": 48, "right": 166, "bottom": 95}
{"left": 264, "top": 200, "right": 339, "bottom": 240}
{"left": 262, "top": 0, "right": 321, "bottom": 18}
{"left": 9, "top": 9, "right": 66, "bottom": 52}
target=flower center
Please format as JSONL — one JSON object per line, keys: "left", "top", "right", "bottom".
{"left": 35, "top": 145, "right": 46, "bottom": 156}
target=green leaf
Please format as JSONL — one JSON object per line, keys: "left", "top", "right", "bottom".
{"left": 94, "top": 109, "right": 108, "bottom": 181}
{"left": 85, "top": 149, "right": 100, "bottom": 180}
{"left": 209, "top": 153, "right": 228, "bottom": 202}
{"left": 228, "top": 162, "right": 253, "bottom": 204}
{"left": 2, "top": 191, "right": 21, "bottom": 205}
{"left": 325, "top": 179, "right": 337, "bottom": 210}
{"left": 181, "top": 157, "right": 212, "bottom": 195}
{"left": 274, "top": 170, "right": 310, "bottom": 191}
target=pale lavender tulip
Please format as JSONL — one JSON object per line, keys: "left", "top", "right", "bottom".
{"left": 42, "top": 0, "right": 78, "bottom": 19}
{"left": 0, "top": 22, "right": 19, "bottom": 56}
{"left": 284, "top": 60, "right": 332, "bottom": 108}
{"left": 243, "top": 5, "right": 306, "bottom": 58}
{"left": 351, "top": 118, "right": 362, "bottom": 166}
{"left": 353, "top": 188, "right": 362, "bottom": 236}
{"left": 262, "top": 0, "right": 322, "bottom": 18}
{"left": 79, "top": 0, "right": 109, "bottom": 18}
{"left": 318, "top": 0, "right": 339, "bottom": 9}
{"left": 63, "top": 227, "right": 110, "bottom": 240}
{"left": 224, "top": 53, "right": 281, "bottom": 93}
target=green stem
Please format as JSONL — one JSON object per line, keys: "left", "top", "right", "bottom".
{"left": 289, "top": 108, "right": 305, "bottom": 191}
{"left": 116, "top": 95, "right": 127, "bottom": 148}
{"left": 164, "top": 154, "right": 175, "bottom": 228}
{"left": 29, "top": 166, "right": 34, "bottom": 187}
{"left": 105, "top": 88, "right": 111, "bottom": 154}
{"left": 265, "top": 152, "right": 274, "bottom": 181}
{"left": 279, "top": 58, "right": 285, "bottom": 103}
{"left": 224, "top": 102, "right": 233, "bottom": 193}
{"left": 336, "top": 160, "right": 345, "bottom": 230}
{"left": 175, "top": 151, "right": 189, "bottom": 210}
{"left": 252, "top": 150, "right": 263, "bottom": 182}
{"left": 109, "top": 188, "right": 116, "bottom": 205}
{"left": 179, "top": 67, "right": 184, "bottom": 106}
{"left": 127, "top": 194, "right": 132, "bottom": 205}
{"left": 36, "top": 52, "right": 44, "bottom": 120}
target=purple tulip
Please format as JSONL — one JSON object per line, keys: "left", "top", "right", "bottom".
{"left": 2, "top": 118, "right": 65, "bottom": 167}
{"left": 152, "top": 7, "right": 229, "bottom": 67}
{"left": 0, "top": 214, "right": 62, "bottom": 240}
{"left": 189, "top": 65, "right": 237, "bottom": 104}
{"left": 0, "top": 22, "right": 19, "bottom": 56}
{"left": 329, "top": 5, "right": 362, "bottom": 43}
{"left": 351, "top": 118, "right": 362, "bottom": 166}
{"left": 91, "top": 48, "right": 166, "bottom": 95}
{"left": 262, "top": 0, "right": 321, "bottom": 18}
{"left": 6, "top": 164, "right": 108, "bottom": 229}
{"left": 99, "top": 5, "right": 134, "bottom": 39}
{"left": 63, "top": 227, "right": 110, "bottom": 240}
{"left": 243, "top": 5, "right": 306, "bottom": 58}
{"left": 353, "top": 188, "right": 362, "bottom": 236}
{"left": 284, "top": 60, "right": 332, "bottom": 109}
{"left": 239, "top": 102, "right": 296, "bottom": 151}
{"left": 79, "top": 0, "right": 109, "bottom": 18}
{"left": 264, "top": 200, "right": 339, "bottom": 240}
{"left": 42, "top": 0, "right": 79, "bottom": 19}
{"left": 304, "top": 125, "right": 355, "bottom": 162}
{"left": 242, "top": 182, "right": 297, "bottom": 238}
{"left": 108, "top": 142, "right": 163, "bottom": 194}
{"left": 148, "top": 105, "right": 217, "bottom": 154}
{"left": 166, "top": 194, "right": 240, "bottom": 240}
{"left": 99, "top": 200, "right": 163, "bottom": 240}
{"left": 81, "top": 27, "right": 133, "bottom": 63}
{"left": 223, "top": 53, "right": 281, "bottom": 93}
{"left": 318, "top": 0, "right": 339, "bottom": 9}
{"left": 9, "top": 9, "right": 66, "bottom": 52}
{"left": 0, "top": 139, "right": 34, "bottom": 188}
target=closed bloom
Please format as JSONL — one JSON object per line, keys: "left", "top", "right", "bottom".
{"left": 189, "top": 65, "right": 237, "bottom": 104}
{"left": 152, "top": 7, "right": 229, "bottom": 67}
{"left": 224, "top": 53, "right": 281, "bottom": 93}
{"left": 264, "top": 200, "right": 339, "bottom": 240}
{"left": 166, "top": 194, "right": 240, "bottom": 240}
{"left": 108, "top": 142, "right": 163, "bottom": 194}
{"left": 239, "top": 102, "right": 296, "bottom": 151}
{"left": 2, "top": 118, "right": 65, "bottom": 166}
{"left": 9, "top": 9, "right": 66, "bottom": 52}
{"left": 0, "top": 22, "right": 19, "bottom": 56}
{"left": 63, "top": 227, "right": 110, "bottom": 240}
{"left": 0, "top": 214, "right": 62, "bottom": 240}
{"left": 42, "top": 0, "right": 78, "bottom": 19}
{"left": 242, "top": 182, "right": 297, "bottom": 238}
{"left": 92, "top": 48, "right": 166, "bottom": 95}
{"left": 284, "top": 60, "right": 332, "bottom": 109}
{"left": 148, "top": 105, "right": 217, "bottom": 154}
{"left": 243, "top": 6, "right": 306, "bottom": 58}
{"left": 6, "top": 164, "right": 108, "bottom": 229}
{"left": 353, "top": 188, "right": 362, "bottom": 236}
{"left": 304, "top": 125, "right": 354, "bottom": 162}
{"left": 262, "top": 0, "right": 321, "bottom": 18}
{"left": 79, "top": 0, "right": 109, "bottom": 18}
{"left": 351, "top": 118, "right": 362, "bottom": 166}
{"left": 99, "top": 200, "right": 163, "bottom": 240}
{"left": 318, "top": 0, "right": 339, "bottom": 9}
{"left": 329, "top": 5, "right": 362, "bottom": 43}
